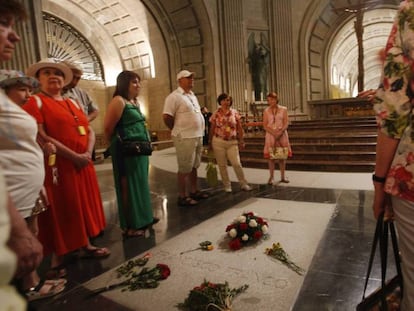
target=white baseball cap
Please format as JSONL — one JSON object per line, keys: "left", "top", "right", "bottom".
{"left": 176, "top": 70, "right": 195, "bottom": 81}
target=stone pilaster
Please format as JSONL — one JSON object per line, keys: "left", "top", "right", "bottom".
{"left": 218, "top": 0, "right": 248, "bottom": 112}
{"left": 269, "top": 0, "right": 298, "bottom": 112}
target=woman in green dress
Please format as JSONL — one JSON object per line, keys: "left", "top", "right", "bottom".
{"left": 104, "top": 71, "right": 158, "bottom": 238}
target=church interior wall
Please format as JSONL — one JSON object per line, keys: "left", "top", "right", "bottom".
{"left": 12, "top": 0, "right": 402, "bottom": 144}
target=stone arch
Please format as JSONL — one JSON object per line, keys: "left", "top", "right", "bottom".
{"left": 41, "top": 0, "right": 214, "bottom": 131}
{"left": 299, "top": 0, "right": 399, "bottom": 101}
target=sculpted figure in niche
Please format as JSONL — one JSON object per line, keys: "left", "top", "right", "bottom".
{"left": 248, "top": 32, "right": 270, "bottom": 101}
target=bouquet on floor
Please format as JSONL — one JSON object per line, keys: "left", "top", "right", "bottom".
{"left": 90, "top": 254, "right": 171, "bottom": 295}
{"left": 177, "top": 279, "right": 248, "bottom": 311}
{"left": 225, "top": 212, "right": 269, "bottom": 250}
{"left": 265, "top": 242, "right": 305, "bottom": 275}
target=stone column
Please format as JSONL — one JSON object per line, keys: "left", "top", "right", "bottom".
{"left": 269, "top": 0, "right": 298, "bottom": 112}
{"left": 4, "top": 0, "right": 47, "bottom": 71}
{"left": 218, "top": 0, "right": 248, "bottom": 112}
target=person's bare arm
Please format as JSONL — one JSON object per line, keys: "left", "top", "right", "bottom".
{"left": 372, "top": 131, "right": 399, "bottom": 218}
{"left": 37, "top": 124, "right": 89, "bottom": 169}
{"left": 87, "top": 109, "right": 99, "bottom": 122}
{"left": 6, "top": 195, "right": 43, "bottom": 279}
{"left": 163, "top": 114, "right": 174, "bottom": 130}
{"left": 104, "top": 96, "right": 125, "bottom": 142}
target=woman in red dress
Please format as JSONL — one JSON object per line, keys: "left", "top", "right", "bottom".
{"left": 24, "top": 59, "right": 109, "bottom": 277}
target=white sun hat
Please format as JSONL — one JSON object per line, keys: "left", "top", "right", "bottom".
{"left": 26, "top": 58, "right": 73, "bottom": 86}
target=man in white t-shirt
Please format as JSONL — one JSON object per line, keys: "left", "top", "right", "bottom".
{"left": 163, "top": 70, "right": 209, "bottom": 206}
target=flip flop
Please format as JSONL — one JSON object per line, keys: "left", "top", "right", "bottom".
{"left": 78, "top": 247, "right": 111, "bottom": 259}
{"left": 25, "top": 279, "right": 66, "bottom": 302}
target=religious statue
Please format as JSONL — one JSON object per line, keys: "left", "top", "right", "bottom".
{"left": 247, "top": 32, "right": 270, "bottom": 101}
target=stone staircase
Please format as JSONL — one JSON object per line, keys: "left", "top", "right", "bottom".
{"left": 240, "top": 116, "right": 377, "bottom": 172}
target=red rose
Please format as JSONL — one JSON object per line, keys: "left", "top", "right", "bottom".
{"left": 245, "top": 212, "right": 254, "bottom": 217}
{"left": 239, "top": 223, "right": 248, "bottom": 230}
{"left": 156, "top": 263, "right": 171, "bottom": 279}
{"left": 256, "top": 217, "right": 264, "bottom": 224}
{"left": 229, "top": 238, "right": 242, "bottom": 250}
{"left": 253, "top": 230, "right": 263, "bottom": 240}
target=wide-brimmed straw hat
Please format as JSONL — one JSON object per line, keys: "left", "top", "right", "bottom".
{"left": 26, "top": 58, "right": 73, "bottom": 86}
{"left": 0, "top": 69, "right": 39, "bottom": 89}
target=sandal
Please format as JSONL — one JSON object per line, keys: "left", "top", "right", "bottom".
{"left": 136, "top": 217, "right": 160, "bottom": 231}
{"left": 122, "top": 229, "right": 145, "bottom": 239}
{"left": 189, "top": 191, "right": 209, "bottom": 200}
{"left": 177, "top": 196, "right": 198, "bottom": 206}
{"left": 78, "top": 247, "right": 111, "bottom": 259}
{"left": 267, "top": 177, "right": 274, "bottom": 185}
{"left": 25, "top": 279, "right": 66, "bottom": 302}
{"left": 45, "top": 264, "right": 67, "bottom": 279}
{"left": 280, "top": 179, "right": 290, "bottom": 183}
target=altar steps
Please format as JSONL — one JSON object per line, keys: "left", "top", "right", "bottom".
{"left": 240, "top": 117, "right": 377, "bottom": 172}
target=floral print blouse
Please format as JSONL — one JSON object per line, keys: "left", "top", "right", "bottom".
{"left": 375, "top": 0, "right": 414, "bottom": 201}
{"left": 210, "top": 107, "right": 241, "bottom": 140}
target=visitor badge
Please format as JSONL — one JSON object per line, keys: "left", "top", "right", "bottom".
{"left": 78, "top": 125, "right": 86, "bottom": 135}
{"left": 48, "top": 154, "right": 56, "bottom": 166}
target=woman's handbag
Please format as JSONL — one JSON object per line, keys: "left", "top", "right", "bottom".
{"left": 31, "top": 190, "right": 49, "bottom": 216}
{"left": 206, "top": 160, "right": 218, "bottom": 187}
{"left": 119, "top": 139, "right": 153, "bottom": 156}
{"left": 356, "top": 213, "right": 403, "bottom": 311}
{"left": 205, "top": 151, "right": 218, "bottom": 187}
{"left": 268, "top": 146, "right": 288, "bottom": 160}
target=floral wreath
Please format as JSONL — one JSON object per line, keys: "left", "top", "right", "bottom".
{"left": 225, "top": 211, "right": 269, "bottom": 250}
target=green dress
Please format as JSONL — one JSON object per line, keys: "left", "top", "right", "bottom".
{"left": 110, "top": 101, "right": 153, "bottom": 230}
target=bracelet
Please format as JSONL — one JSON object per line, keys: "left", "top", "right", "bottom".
{"left": 372, "top": 174, "right": 386, "bottom": 183}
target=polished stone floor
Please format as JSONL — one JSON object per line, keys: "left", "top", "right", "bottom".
{"left": 28, "top": 156, "right": 387, "bottom": 311}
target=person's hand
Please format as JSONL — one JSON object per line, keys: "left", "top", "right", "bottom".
{"left": 43, "top": 142, "right": 56, "bottom": 156}
{"left": 72, "top": 152, "right": 90, "bottom": 170}
{"left": 372, "top": 183, "right": 391, "bottom": 219}
{"left": 8, "top": 226, "right": 43, "bottom": 279}
{"left": 358, "top": 89, "right": 376, "bottom": 102}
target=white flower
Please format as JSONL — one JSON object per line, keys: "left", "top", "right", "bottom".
{"left": 262, "top": 225, "right": 268, "bottom": 233}
{"left": 238, "top": 215, "right": 247, "bottom": 223}
{"left": 229, "top": 228, "right": 237, "bottom": 238}
{"left": 249, "top": 219, "right": 258, "bottom": 227}
{"left": 241, "top": 234, "right": 249, "bottom": 241}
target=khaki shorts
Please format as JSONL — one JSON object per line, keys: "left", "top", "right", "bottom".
{"left": 172, "top": 136, "right": 203, "bottom": 173}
